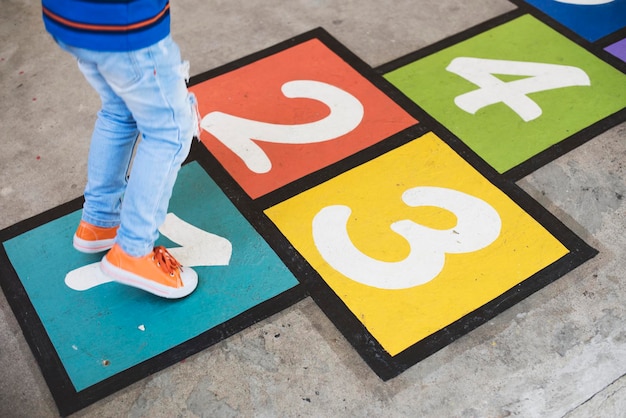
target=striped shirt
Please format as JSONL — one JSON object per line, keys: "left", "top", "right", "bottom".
{"left": 42, "top": 0, "right": 170, "bottom": 52}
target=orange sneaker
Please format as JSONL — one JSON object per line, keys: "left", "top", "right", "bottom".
{"left": 100, "top": 244, "right": 198, "bottom": 299}
{"left": 73, "top": 220, "right": 119, "bottom": 253}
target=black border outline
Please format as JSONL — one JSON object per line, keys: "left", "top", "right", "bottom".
{"left": 376, "top": 7, "right": 626, "bottom": 181}
{"left": 0, "top": 144, "right": 307, "bottom": 417}
{"left": 264, "top": 126, "right": 598, "bottom": 380}
{"left": 596, "top": 26, "right": 626, "bottom": 52}
{"left": 505, "top": 0, "right": 626, "bottom": 73}
{"left": 508, "top": 0, "right": 626, "bottom": 58}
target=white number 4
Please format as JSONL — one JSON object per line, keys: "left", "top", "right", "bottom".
{"left": 447, "top": 57, "right": 591, "bottom": 122}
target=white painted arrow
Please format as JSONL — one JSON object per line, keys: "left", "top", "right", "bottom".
{"left": 64, "top": 213, "right": 232, "bottom": 292}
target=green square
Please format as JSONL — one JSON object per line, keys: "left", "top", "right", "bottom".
{"left": 385, "top": 15, "right": 626, "bottom": 173}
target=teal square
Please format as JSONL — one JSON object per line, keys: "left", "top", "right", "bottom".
{"left": 4, "top": 161, "right": 298, "bottom": 391}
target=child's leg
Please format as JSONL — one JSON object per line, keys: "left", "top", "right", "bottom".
{"left": 56, "top": 38, "right": 198, "bottom": 297}
{"left": 92, "top": 35, "right": 196, "bottom": 257}
{"left": 72, "top": 53, "right": 140, "bottom": 229}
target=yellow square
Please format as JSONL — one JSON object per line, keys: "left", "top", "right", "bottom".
{"left": 265, "top": 133, "right": 569, "bottom": 356}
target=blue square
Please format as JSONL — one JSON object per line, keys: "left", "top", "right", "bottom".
{"left": 522, "top": 0, "right": 626, "bottom": 41}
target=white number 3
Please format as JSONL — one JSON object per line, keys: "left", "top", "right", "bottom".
{"left": 312, "top": 187, "right": 502, "bottom": 290}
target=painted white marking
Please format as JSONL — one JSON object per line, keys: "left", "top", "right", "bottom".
{"left": 64, "top": 213, "right": 232, "bottom": 292}
{"left": 65, "top": 262, "right": 109, "bottom": 291}
{"left": 447, "top": 57, "right": 590, "bottom": 122}
{"left": 312, "top": 187, "right": 501, "bottom": 290}
{"left": 158, "top": 213, "right": 232, "bottom": 267}
{"left": 200, "top": 80, "right": 364, "bottom": 173}
{"left": 555, "top": 0, "right": 614, "bottom": 4}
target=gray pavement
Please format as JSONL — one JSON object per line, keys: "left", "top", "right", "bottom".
{"left": 1, "top": 0, "right": 625, "bottom": 416}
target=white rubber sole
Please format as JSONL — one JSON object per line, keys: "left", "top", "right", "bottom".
{"left": 73, "top": 235, "right": 116, "bottom": 254}
{"left": 100, "top": 255, "right": 198, "bottom": 299}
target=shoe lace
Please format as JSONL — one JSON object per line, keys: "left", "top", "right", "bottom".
{"left": 153, "top": 246, "right": 182, "bottom": 277}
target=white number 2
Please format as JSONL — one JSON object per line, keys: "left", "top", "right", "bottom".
{"left": 312, "top": 187, "right": 502, "bottom": 290}
{"left": 200, "top": 80, "right": 364, "bottom": 174}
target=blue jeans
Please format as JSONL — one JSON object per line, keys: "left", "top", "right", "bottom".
{"left": 57, "top": 36, "right": 197, "bottom": 257}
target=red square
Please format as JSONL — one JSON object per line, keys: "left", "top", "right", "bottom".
{"left": 190, "top": 38, "right": 418, "bottom": 199}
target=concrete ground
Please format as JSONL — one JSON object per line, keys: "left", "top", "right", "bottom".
{"left": 1, "top": 0, "right": 625, "bottom": 416}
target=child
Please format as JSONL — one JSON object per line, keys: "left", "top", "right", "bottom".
{"left": 42, "top": 0, "right": 198, "bottom": 298}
